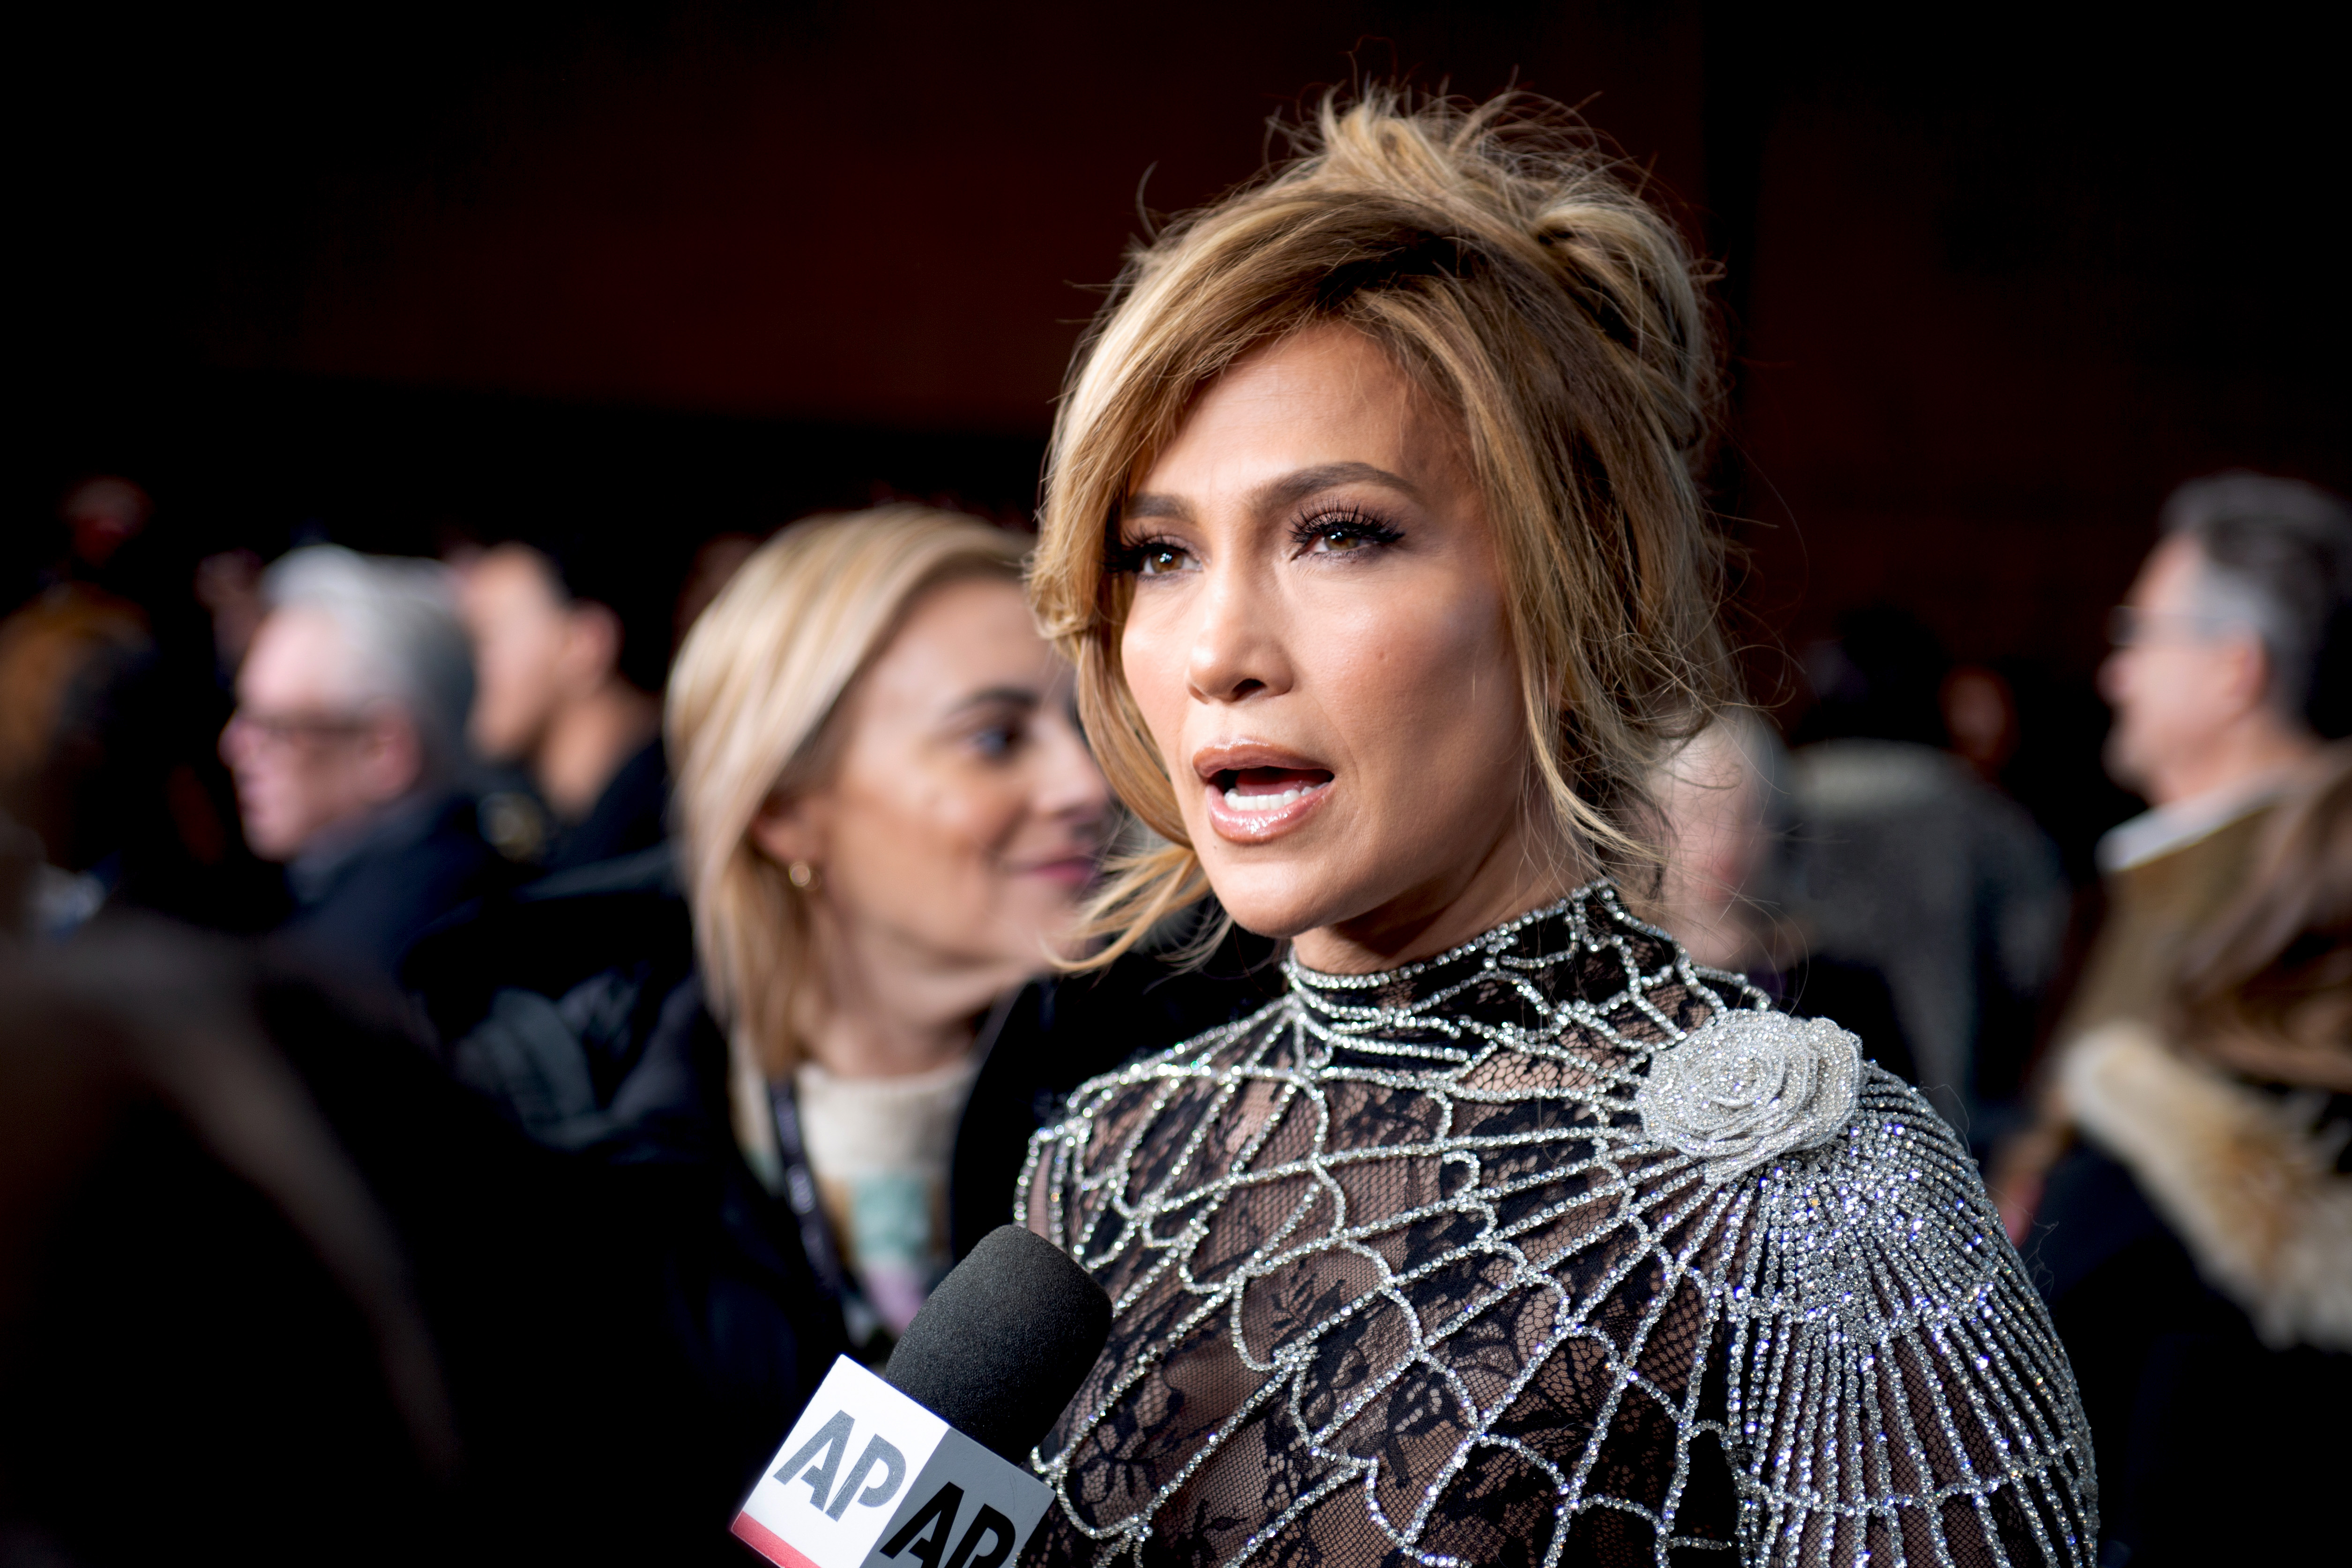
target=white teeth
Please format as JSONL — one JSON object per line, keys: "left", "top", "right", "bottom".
{"left": 1224, "top": 784, "right": 1314, "bottom": 813}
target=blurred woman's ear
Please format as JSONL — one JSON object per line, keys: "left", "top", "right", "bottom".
{"left": 748, "top": 792, "right": 829, "bottom": 877}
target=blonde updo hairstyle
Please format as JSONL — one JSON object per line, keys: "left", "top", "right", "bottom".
{"left": 1029, "top": 88, "right": 1737, "bottom": 962}
{"left": 668, "top": 507, "right": 1028, "bottom": 1089}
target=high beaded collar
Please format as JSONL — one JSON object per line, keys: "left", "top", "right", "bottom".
{"left": 1284, "top": 887, "right": 1591, "bottom": 989}
{"left": 1276, "top": 881, "right": 1721, "bottom": 1068}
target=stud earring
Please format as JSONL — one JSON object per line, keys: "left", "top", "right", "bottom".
{"left": 787, "top": 860, "right": 821, "bottom": 891}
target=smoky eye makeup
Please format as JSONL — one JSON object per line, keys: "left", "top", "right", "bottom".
{"left": 1105, "top": 494, "right": 1406, "bottom": 576}
{"left": 1287, "top": 502, "right": 1405, "bottom": 556}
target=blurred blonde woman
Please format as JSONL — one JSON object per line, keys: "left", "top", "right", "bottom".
{"left": 407, "top": 505, "right": 1120, "bottom": 1499}
{"left": 669, "top": 506, "right": 1109, "bottom": 1336}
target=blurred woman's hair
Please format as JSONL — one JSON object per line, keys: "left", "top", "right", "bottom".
{"left": 667, "top": 508, "right": 1026, "bottom": 1081}
{"left": 1027, "top": 87, "right": 1736, "bottom": 963}
{"left": 2174, "top": 741, "right": 2352, "bottom": 1087}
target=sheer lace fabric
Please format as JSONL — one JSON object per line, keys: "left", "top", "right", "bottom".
{"left": 1020, "top": 886, "right": 2096, "bottom": 1567}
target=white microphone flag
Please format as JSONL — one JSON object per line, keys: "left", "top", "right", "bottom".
{"left": 733, "top": 1356, "right": 1053, "bottom": 1568}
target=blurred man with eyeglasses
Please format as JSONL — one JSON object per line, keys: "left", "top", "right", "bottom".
{"left": 1994, "top": 486, "right": 2352, "bottom": 1567}
{"left": 221, "top": 545, "right": 512, "bottom": 987}
{"left": 2053, "top": 473, "right": 2352, "bottom": 1044}
{"left": 1998, "top": 471, "right": 2352, "bottom": 1222}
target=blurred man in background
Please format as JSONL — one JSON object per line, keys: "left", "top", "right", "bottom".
{"left": 2060, "top": 472, "right": 2352, "bottom": 1044}
{"left": 457, "top": 536, "right": 667, "bottom": 873}
{"left": 1994, "top": 471, "right": 2352, "bottom": 1230}
{"left": 1780, "top": 606, "right": 2070, "bottom": 1135}
{"left": 221, "top": 545, "right": 507, "bottom": 986}
{"left": 2009, "top": 477, "right": 2352, "bottom": 1565}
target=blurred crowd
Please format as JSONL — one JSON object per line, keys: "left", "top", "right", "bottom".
{"left": 1645, "top": 473, "right": 2352, "bottom": 1555}
{"left": 3, "top": 469, "right": 2348, "bottom": 1562}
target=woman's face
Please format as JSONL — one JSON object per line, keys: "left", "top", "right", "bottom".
{"left": 758, "top": 576, "right": 1110, "bottom": 997}
{"left": 1115, "top": 325, "right": 1553, "bottom": 972}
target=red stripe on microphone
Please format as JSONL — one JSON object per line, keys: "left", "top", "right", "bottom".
{"left": 730, "top": 1511, "right": 824, "bottom": 1568}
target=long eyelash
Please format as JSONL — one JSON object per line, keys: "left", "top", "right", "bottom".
{"left": 1288, "top": 504, "right": 1404, "bottom": 551}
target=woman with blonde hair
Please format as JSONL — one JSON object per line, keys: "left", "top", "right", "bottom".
{"left": 1015, "top": 90, "right": 2097, "bottom": 1565}
{"left": 411, "top": 505, "right": 1146, "bottom": 1500}
{"left": 664, "top": 506, "right": 1113, "bottom": 1336}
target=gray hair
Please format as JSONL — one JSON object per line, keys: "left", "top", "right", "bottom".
{"left": 2161, "top": 471, "right": 2352, "bottom": 730}
{"left": 261, "top": 545, "right": 475, "bottom": 776}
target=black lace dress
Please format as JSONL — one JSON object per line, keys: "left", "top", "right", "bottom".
{"left": 1020, "top": 886, "right": 2097, "bottom": 1567}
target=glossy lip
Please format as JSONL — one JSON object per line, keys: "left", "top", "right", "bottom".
{"left": 1192, "top": 740, "right": 1336, "bottom": 845}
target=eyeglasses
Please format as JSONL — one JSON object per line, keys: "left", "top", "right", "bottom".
{"left": 225, "top": 708, "right": 373, "bottom": 749}
{"left": 2104, "top": 605, "right": 2244, "bottom": 650}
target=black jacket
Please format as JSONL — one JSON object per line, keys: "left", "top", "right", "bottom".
{"left": 279, "top": 789, "right": 515, "bottom": 989}
{"left": 402, "top": 846, "right": 1279, "bottom": 1503}
{"left": 2032, "top": 1131, "right": 2352, "bottom": 1565}
{"left": 545, "top": 738, "right": 670, "bottom": 874}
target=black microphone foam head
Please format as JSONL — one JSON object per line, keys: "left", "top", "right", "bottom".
{"left": 882, "top": 1224, "right": 1111, "bottom": 1466}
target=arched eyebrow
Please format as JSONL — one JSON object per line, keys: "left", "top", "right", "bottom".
{"left": 1122, "top": 461, "right": 1425, "bottom": 524}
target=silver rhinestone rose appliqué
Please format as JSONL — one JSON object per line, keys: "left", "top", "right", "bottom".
{"left": 1636, "top": 1008, "right": 1862, "bottom": 1181}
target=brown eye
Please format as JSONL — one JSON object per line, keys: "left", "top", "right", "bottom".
{"left": 1291, "top": 509, "right": 1404, "bottom": 557}
{"left": 1137, "top": 545, "right": 1195, "bottom": 576}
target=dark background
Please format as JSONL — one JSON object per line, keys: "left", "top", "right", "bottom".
{"left": 16, "top": 0, "right": 2348, "bottom": 727}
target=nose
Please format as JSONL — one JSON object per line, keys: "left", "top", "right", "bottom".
{"left": 1033, "top": 705, "right": 1113, "bottom": 827}
{"left": 1184, "top": 559, "right": 1291, "bottom": 706}
{"left": 2096, "top": 646, "right": 2131, "bottom": 708}
{"left": 219, "top": 710, "right": 252, "bottom": 770}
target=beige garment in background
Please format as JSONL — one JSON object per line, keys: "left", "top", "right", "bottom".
{"left": 792, "top": 1053, "right": 981, "bottom": 1336}
{"left": 2063, "top": 1022, "right": 2352, "bottom": 1352}
{"left": 2054, "top": 806, "right": 2274, "bottom": 1048}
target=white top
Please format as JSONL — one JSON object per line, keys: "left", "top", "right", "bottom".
{"left": 793, "top": 1053, "right": 982, "bottom": 1335}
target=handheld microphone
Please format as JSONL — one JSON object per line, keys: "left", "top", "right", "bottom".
{"left": 733, "top": 1225, "right": 1110, "bottom": 1568}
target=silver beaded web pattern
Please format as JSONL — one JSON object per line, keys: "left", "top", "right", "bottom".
{"left": 1019, "top": 884, "right": 2097, "bottom": 1568}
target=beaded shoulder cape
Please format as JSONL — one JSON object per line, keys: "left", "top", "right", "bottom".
{"left": 1018, "top": 885, "right": 2097, "bottom": 1568}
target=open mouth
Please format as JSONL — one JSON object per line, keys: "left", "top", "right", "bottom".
{"left": 1193, "top": 744, "right": 1337, "bottom": 843}
{"left": 1213, "top": 766, "right": 1334, "bottom": 814}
